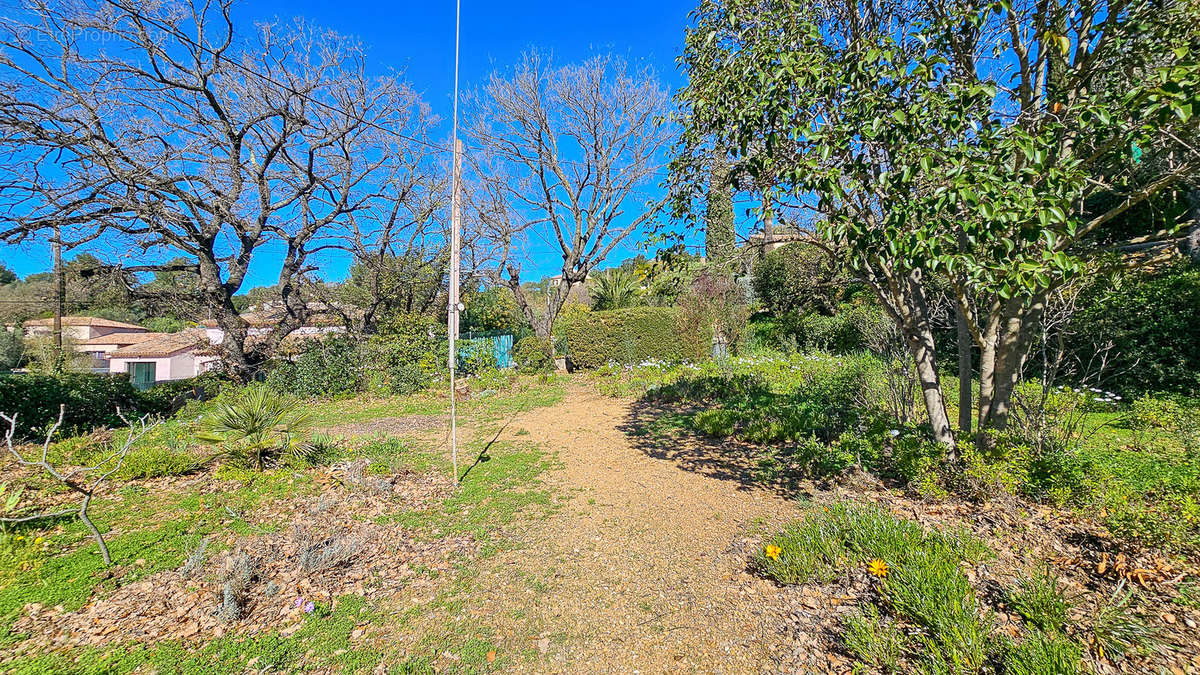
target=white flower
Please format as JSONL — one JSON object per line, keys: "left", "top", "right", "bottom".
{"left": 889, "top": 429, "right": 901, "bottom": 437}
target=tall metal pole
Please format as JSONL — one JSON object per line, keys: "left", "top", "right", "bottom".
{"left": 447, "top": 0, "right": 463, "bottom": 486}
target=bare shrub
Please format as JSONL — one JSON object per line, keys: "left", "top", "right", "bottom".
{"left": 298, "top": 532, "right": 364, "bottom": 574}
{"left": 1, "top": 405, "right": 160, "bottom": 565}
{"left": 179, "top": 537, "right": 210, "bottom": 578}
{"left": 216, "top": 551, "right": 255, "bottom": 624}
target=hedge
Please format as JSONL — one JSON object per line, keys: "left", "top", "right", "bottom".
{"left": 0, "top": 373, "right": 163, "bottom": 441}
{"left": 0, "top": 371, "right": 231, "bottom": 441}
{"left": 562, "top": 307, "right": 707, "bottom": 369}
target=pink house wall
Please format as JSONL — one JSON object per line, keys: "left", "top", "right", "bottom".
{"left": 109, "top": 353, "right": 198, "bottom": 382}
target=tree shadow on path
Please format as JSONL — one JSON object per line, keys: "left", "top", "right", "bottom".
{"left": 617, "top": 396, "right": 817, "bottom": 501}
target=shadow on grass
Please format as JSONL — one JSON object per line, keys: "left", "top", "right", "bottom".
{"left": 617, "top": 395, "right": 822, "bottom": 501}
{"left": 615, "top": 372, "right": 878, "bottom": 501}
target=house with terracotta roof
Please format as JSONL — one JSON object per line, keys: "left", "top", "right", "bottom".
{"left": 106, "top": 329, "right": 219, "bottom": 389}
{"left": 22, "top": 316, "right": 153, "bottom": 372}
{"left": 21, "top": 308, "right": 344, "bottom": 387}
{"left": 22, "top": 316, "right": 148, "bottom": 342}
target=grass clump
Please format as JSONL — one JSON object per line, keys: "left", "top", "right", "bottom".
{"left": 1007, "top": 565, "right": 1071, "bottom": 633}
{"left": 1087, "top": 580, "right": 1160, "bottom": 661}
{"left": 842, "top": 603, "right": 905, "bottom": 672}
{"left": 1005, "top": 630, "right": 1083, "bottom": 675}
{"left": 758, "top": 504, "right": 996, "bottom": 673}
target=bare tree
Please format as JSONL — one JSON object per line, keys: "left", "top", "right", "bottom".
{"left": 464, "top": 52, "right": 672, "bottom": 337}
{"left": 305, "top": 148, "right": 450, "bottom": 335}
{"left": 0, "top": 0, "right": 435, "bottom": 380}
{"left": 2, "top": 406, "right": 160, "bottom": 565}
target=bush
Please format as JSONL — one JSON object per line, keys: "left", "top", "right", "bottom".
{"left": 1065, "top": 263, "right": 1200, "bottom": 396}
{"left": 563, "top": 306, "right": 707, "bottom": 369}
{"left": 790, "top": 303, "right": 890, "bottom": 353}
{"left": 751, "top": 242, "right": 850, "bottom": 316}
{"left": 0, "top": 372, "right": 162, "bottom": 440}
{"left": 265, "top": 335, "right": 363, "bottom": 397}
{"left": 513, "top": 336, "right": 554, "bottom": 374}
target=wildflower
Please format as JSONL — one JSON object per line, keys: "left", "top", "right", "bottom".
{"left": 303, "top": 601, "right": 315, "bottom": 614}
{"left": 867, "top": 559, "right": 889, "bottom": 578}
{"left": 764, "top": 544, "right": 781, "bottom": 561}
{"left": 294, "top": 596, "right": 304, "bottom": 609}
{"left": 33, "top": 537, "right": 44, "bottom": 545}
{"left": 889, "top": 429, "right": 901, "bottom": 438}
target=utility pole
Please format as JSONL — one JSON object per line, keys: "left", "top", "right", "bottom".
{"left": 447, "top": 0, "right": 463, "bottom": 486}
{"left": 52, "top": 224, "right": 65, "bottom": 373}
{"left": 448, "top": 138, "right": 462, "bottom": 485}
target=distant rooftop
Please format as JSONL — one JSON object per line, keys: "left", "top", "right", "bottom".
{"left": 23, "top": 316, "right": 146, "bottom": 330}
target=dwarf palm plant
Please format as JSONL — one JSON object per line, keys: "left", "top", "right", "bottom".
{"left": 590, "top": 268, "right": 642, "bottom": 310}
{"left": 197, "top": 385, "right": 314, "bottom": 470}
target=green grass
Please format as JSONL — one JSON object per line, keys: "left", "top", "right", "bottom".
{"left": 381, "top": 440, "right": 556, "bottom": 544}
{"left": 757, "top": 504, "right": 998, "bottom": 673}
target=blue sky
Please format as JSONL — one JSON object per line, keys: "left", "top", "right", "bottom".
{"left": 0, "top": 0, "right": 702, "bottom": 287}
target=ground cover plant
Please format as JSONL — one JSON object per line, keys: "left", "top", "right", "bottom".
{"left": 0, "top": 373, "right": 568, "bottom": 673}
{"left": 597, "top": 350, "right": 1200, "bottom": 556}
{"left": 754, "top": 504, "right": 1175, "bottom": 673}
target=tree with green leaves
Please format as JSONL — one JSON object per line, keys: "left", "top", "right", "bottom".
{"left": 674, "top": 0, "right": 1200, "bottom": 451}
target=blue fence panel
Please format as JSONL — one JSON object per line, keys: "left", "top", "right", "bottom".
{"left": 456, "top": 332, "right": 514, "bottom": 369}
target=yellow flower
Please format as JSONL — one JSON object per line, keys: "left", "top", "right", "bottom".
{"left": 867, "top": 559, "right": 889, "bottom": 578}
{"left": 764, "top": 544, "right": 782, "bottom": 561}
{"left": 34, "top": 537, "right": 44, "bottom": 545}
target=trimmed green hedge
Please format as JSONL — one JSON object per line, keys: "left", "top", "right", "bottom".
{"left": 563, "top": 307, "right": 707, "bottom": 369}
{"left": 0, "top": 373, "right": 160, "bottom": 440}
{"left": 513, "top": 335, "right": 554, "bottom": 374}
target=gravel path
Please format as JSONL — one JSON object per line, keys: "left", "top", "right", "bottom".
{"left": 463, "top": 385, "right": 810, "bottom": 673}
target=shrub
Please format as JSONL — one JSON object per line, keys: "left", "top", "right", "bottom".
{"left": 0, "top": 372, "right": 161, "bottom": 440}
{"left": 563, "top": 307, "right": 707, "bottom": 369}
{"left": 790, "top": 303, "right": 889, "bottom": 353}
{"left": 692, "top": 408, "right": 737, "bottom": 437}
{"left": 513, "top": 336, "right": 554, "bottom": 374}
{"left": 1065, "top": 263, "right": 1200, "bottom": 396}
{"left": 266, "top": 335, "right": 363, "bottom": 397}
{"left": 677, "top": 270, "right": 749, "bottom": 357}
{"left": 197, "top": 385, "right": 314, "bottom": 470}
{"left": 751, "top": 242, "right": 850, "bottom": 317}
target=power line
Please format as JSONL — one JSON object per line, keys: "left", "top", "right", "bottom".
{"left": 99, "top": 0, "right": 455, "bottom": 155}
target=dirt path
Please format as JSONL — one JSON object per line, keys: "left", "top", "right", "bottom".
{"left": 461, "top": 385, "right": 810, "bottom": 673}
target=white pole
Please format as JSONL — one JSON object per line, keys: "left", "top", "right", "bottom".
{"left": 448, "top": 0, "right": 463, "bottom": 486}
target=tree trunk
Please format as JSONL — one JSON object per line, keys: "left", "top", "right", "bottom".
{"left": 977, "top": 294, "right": 1045, "bottom": 434}
{"left": 906, "top": 321, "right": 956, "bottom": 453}
{"left": 885, "top": 271, "right": 956, "bottom": 453}
{"left": 956, "top": 305, "right": 973, "bottom": 433}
